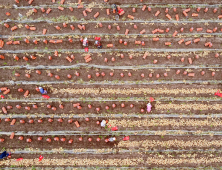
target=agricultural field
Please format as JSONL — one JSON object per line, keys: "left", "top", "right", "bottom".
{"left": 0, "top": 0, "right": 222, "bottom": 169}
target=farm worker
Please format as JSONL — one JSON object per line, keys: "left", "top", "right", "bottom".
{"left": 215, "top": 90, "right": 222, "bottom": 97}
{"left": 16, "top": 158, "right": 23, "bottom": 161}
{"left": 42, "top": 95, "right": 50, "bottom": 99}
{"left": 118, "top": 7, "right": 125, "bottom": 16}
{"left": 39, "top": 87, "right": 47, "bottom": 94}
{"left": 123, "top": 136, "right": 130, "bottom": 141}
{"left": 111, "top": 126, "right": 118, "bottom": 131}
{"left": 94, "top": 37, "right": 102, "bottom": 49}
{"left": 0, "top": 151, "right": 11, "bottom": 159}
{"left": 112, "top": 4, "right": 124, "bottom": 16}
{"left": 108, "top": 137, "right": 116, "bottom": 142}
{"left": 83, "top": 38, "right": 88, "bottom": 47}
{"left": 100, "top": 120, "right": 108, "bottom": 127}
{"left": 147, "top": 103, "right": 152, "bottom": 112}
{"left": 150, "top": 97, "right": 154, "bottom": 102}
{"left": 39, "top": 155, "right": 43, "bottom": 161}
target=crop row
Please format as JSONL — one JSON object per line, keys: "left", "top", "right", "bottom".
{"left": 1, "top": 53, "right": 221, "bottom": 66}
{"left": 3, "top": 132, "right": 222, "bottom": 149}
{"left": 118, "top": 139, "right": 222, "bottom": 149}
{"left": 0, "top": 101, "right": 151, "bottom": 114}
{"left": 0, "top": 135, "right": 114, "bottom": 144}
{"left": 156, "top": 103, "right": 222, "bottom": 111}
{"left": 1, "top": 37, "right": 222, "bottom": 50}
{"left": 1, "top": 87, "right": 221, "bottom": 99}
{"left": 0, "top": 134, "right": 118, "bottom": 150}
{"left": 2, "top": 21, "right": 222, "bottom": 37}
{"left": 5, "top": 68, "right": 222, "bottom": 82}
{"left": 1, "top": 117, "right": 102, "bottom": 127}
{"left": 2, "top": 5, "right": 222, "bottom": 22}
{"left": 107, "top": 118, "right": 222, "bottom": 128}
{"left": 1, "top": 112, "right": 221, "bottom": 119}
{"left": 1, "top": 83, "right": 220, "bottom": 98}
{"left": 1, "top": 50, "right": 221, "bottom": 66}
{"left": 53, "top": 87, "right": 217, "bottom": 95}
{"left": 1, "top": 47, "right": 221, "bottom": 55}
{"left": 7, "top": 147, "right": 222, "bottom": 155}
{"left": 0, "top": 157, "right": 145, "bottom": 167}
{"left": 2, "top": 117, "right": 222, "bottom": 131}
{"left": 2, "top": 116, "right": 222, "bottom": 127}
{"left": 1, "top": 155, "right": 222, "bottom": 167}
{"left": 3, "top": 21, "right": 222, "bottom": 36}
{"left": 146, "top": 155, "right": 222, "bottom": 166}
{"left": 1, "top": 101, "right": 222, "bottom": 115}
{"left": 0, "top": 116, "right": 116, "bottom": 132}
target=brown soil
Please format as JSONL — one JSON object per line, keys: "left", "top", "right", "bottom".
{"left": 1, "top": 51, "right": 222, "bottom": 66}
{"left": 0, "top": 134, "right": 117, "bottom": 150}
{"left": 0, "top": 134, "right": 221, "bottom": 150}
{"left": 2, "top": 37, "right": 221, "bottom": 50}
{"left": 1, "top": 101, "right": 222, "bottom": 115}
{"left": 0, "top": 117, "right": 107, "bottom": 132}
{"left": 1, "top": 117, "right": 222, "bottom": 132}
{"left": 1, "top": 67, "right": 222, "bottom": 83}
{"left": 0, "top": 6, "right": 221, "bottom": 21}
{"left": 1, "top": 21, "right": 221, "bottom": 37}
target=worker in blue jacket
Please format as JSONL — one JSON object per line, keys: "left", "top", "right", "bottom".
{"left": 39, "top": 87, "right": 47, "bottom": 94}
{"left": 0, "top": 151, "right": 11, "bottom": 159}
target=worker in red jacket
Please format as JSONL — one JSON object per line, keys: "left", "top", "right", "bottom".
{"left": 117, "top": 6, "right": 125, "bottom": 16}
{"left": 94, "top": 37, "right": 102, "bottom": 49}
{"left": 215, "top": 90, "right": 222, "bottom": 97}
